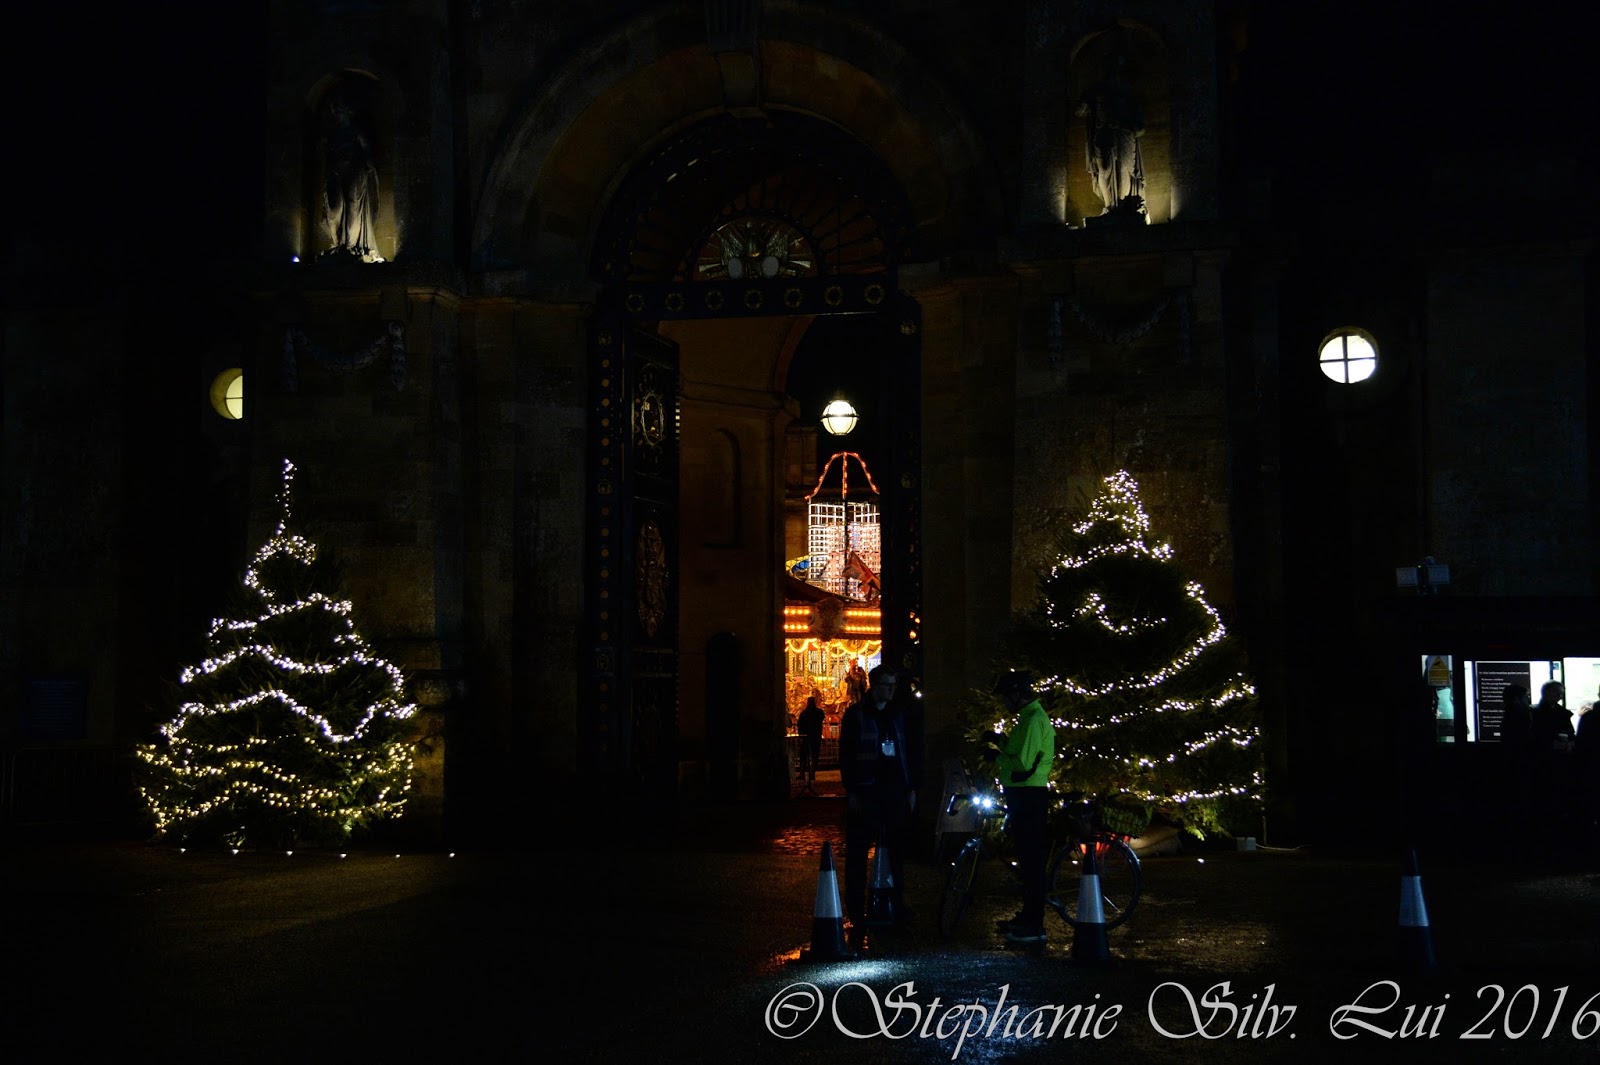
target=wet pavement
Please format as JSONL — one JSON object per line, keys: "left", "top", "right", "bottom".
{"left": 12, "top": 799, "right": 1598, "bottom": 1064}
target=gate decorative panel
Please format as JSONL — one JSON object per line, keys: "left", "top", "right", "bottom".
{"left": 584, "top": 312, "right": 680, "bottom": 799}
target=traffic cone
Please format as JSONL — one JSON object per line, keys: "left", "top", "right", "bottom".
{"left": 865, "top": 842, "right": 896, "bottom": 927}
{"left": 1070, "top": 844, "right": 1112, "bottom": 964}
{"left": 1398, "top": 847, "right": 1437, "bottom": 972}
{"left": 798, "top": 840, "right": 856, "bottom": 962}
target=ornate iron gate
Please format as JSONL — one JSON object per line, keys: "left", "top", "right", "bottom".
{"left": 583, "top": 309, "right": 680, "bottom": 801}
{"left": 584, "top": 110, "right": 923, "bottom": 803}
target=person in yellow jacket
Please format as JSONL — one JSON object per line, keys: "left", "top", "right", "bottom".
{"left": 986, "top": 670, "right": 1055, "bottom": 943}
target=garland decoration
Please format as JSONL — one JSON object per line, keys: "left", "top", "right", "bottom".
{"left": 283, "top": 320, "right": 406, "bottom": 393}
{"left": 1059, "top": 287, "right": 1193, "bottom": 364}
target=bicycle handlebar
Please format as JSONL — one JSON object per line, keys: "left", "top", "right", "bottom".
{"left": 944, "top": 791, "right": 1004, "bottom": 817}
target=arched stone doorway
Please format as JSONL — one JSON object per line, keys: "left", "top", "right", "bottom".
{"left": 584, "top": 112, "right": 923, "bottom": 805}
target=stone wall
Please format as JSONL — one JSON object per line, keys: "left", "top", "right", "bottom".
{"left": 1010, "top": 251, "right": 1235, "bottom": 618}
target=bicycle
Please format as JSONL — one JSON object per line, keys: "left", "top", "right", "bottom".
{"left": 1044, "top": 792, "right": 1142, "bottom": 929}
{"left": 937, "top": 781, "right": 1142, "bottom": 938}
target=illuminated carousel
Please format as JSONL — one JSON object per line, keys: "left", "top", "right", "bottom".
{"left": 784, "top": 452, "right": 883, "bottom": 763}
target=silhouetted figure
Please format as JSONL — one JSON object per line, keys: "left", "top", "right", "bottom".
{"left": 841, "top": 665, "right": 921, "bottom": 935}
{"left": 1530, "top": 681, "right": 1575, "bottom": 752}
{"left": 988, "top": 670, "right": 1055, "bottom": 944}
{"left": 1529, "top": 681, "right": 1575, "bottom": 843}
{"left": 1575, "top": 694, "right": 1599, "bottom": 864}
{"left": 1398, "top": 680, "right": 1439, "bottom": 837}
{"left": 1499, "top": 683, "right": 1534, "bottom": 824}
{"left": 1500, "top": 683, "right": 1533, "bottom": 751}
{"left": 1574, "top": 694, "right": 1600, "bottom": 869}
{"left": 796, "top": 696, "right": 824, "bottom": 790}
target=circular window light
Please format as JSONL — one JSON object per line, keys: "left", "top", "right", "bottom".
{"left": 1318, "top": 329, "right": 1377, "bottom": 384}
{"left": 209, "top": 368, "right": 244, "bottom": 419}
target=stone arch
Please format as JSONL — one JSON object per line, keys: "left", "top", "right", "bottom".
{"left": 472, "top": 0, "right": 1003, "bottom": 280}
{"left": 769, "top": 317, "right": 814, "bottom": 394}
{"left": 593, "top": 108, "right": 914, "bottom": 286}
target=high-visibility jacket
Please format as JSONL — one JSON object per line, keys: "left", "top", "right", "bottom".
{"left": 997, "top": 698, "right": 1053, "bottom": 788}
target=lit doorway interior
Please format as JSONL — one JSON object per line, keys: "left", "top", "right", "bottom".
{"left": 660, "top": 309, "right": 898, "bottom": 799}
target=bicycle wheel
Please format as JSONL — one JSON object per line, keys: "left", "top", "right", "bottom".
{"left": 1046, "top": 835, "right": 1141, "bottom": 930}
{"left": 938, "top": 839, "right": 983, "bottom": 937}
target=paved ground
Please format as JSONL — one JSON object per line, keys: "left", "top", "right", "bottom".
{"left": 11, "top": 800, "right": 1598, "bottom": 1064}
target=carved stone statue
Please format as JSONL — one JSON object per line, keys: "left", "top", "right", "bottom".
{"left": 1076, "top": 55, "right": 1145, "bottom": 216}
{"left": 322, "top": 96, "right": 380, "bottom": 261}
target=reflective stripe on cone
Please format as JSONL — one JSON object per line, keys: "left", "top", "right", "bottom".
{"left": 865, "top": 843, "right": 896, "bottom": 927}
{"left": 798, "top": 840, "right": 856, "bottom": 962}
{"left": 1398, "top": 846, "right": 1437, "bottom": 972}
{"left": 1070, "top": 844, "right": 1112, "bottom": 965}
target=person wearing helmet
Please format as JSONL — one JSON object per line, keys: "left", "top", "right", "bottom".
{"left": 989, "top": 670, "right": 1054, "bottom": 943}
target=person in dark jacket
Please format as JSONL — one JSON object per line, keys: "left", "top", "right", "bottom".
{"left": 1530, "top": 681, "right": 1575, "bottom": 751}
{"left": 796, "top": 696, "right": 824, "bottom": 789}
{"left": 1575, "top": 693, "right": 1599, "bottom": 863}
{"left": 840, "top": 664, "right": 921, "bottom": 932}
{"left": 1529, "top": 682, "right": 1577, "bottom": 842}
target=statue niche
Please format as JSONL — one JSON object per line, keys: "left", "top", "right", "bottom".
{"left": 1076, "top": 53, "right": 1146, "bottom": 222}
{"left": 316, "top": 81, "right": 383, "bottom": 262}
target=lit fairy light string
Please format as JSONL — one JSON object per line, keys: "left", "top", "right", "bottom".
{"left": 1058, "top": 591, "right": 1167, "bottom": 634}
{"left": 1041, "top": 583, "right": 1229, "bottom": 695}
{"left": 1049, "top": 538, "right": 1173, "bottom": 573}
{"left": 183, "top": 641, "right": 409, "bottom": 689}
{"left": 1072, "top": 470, "right": 1153, "bottom": 538}
{"left": 1052, "top": 681, "right": 1257, "bottom": 730}
{"left": 158, "top": 688, "right": 414, "bottom": 744}
{"left": 985, "top": 470, "right": 1266, "bottom": 829}
{"left": 136, "top": 456, "right": 418, "bottom": 843}
{"left": 209, "top": 592, "right": 352, "bottom": 635}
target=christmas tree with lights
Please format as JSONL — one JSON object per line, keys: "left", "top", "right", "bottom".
{"left": 137, "top": 459, "right": 417, "bottom": 847}
{"left": 973, "top": 471, "right": 1262, "bottom": 837}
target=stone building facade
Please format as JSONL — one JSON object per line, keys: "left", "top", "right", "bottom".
{"left": 4, "top": 1, "right": 1594, "bottom": 847}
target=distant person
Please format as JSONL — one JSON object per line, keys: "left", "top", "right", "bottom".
{"left": 1575, "top": 695, "right": 1598, "bottom": 767}
{"left": 1577, "top": 682, "right": 1599, "bottom": 745}
{"left": 796, "top": 696, "right": 824, "bottom": 789}
{"left": 840, "top": 665, "right": 921, "bottom": 934}
{"left": 1529, "top": 681, "right": 1576, "bottom": 840}
{"left": 1500, "top": 683, "right": 1532, "bottom": 768}
{"left": 986, "top": 670, "right": 1055, "bottom": 945}
{"left": 1573, "top": 687, "right": 1599, "bottom": 851}
{"left": 1530, "top": 681, "right": 1575, "bottom": 752}
{"left": 1498, "top": 683, "right": 1534, "bottom": 822}
{"left": 1397, "top": 680, "right": 1439, "bottom": 833}
{"left": 1499, "top": 683, "right": 1532, "bottom": 751}
{"left": 845, "top": 659, "right": 869, "bottom": 705}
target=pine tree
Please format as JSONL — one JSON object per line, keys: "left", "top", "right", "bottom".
{"left": 137, "top": 459, "right": 417, "bottom": 847}
{"left": 972, "top": 471, "right": 1263, "bottom": 837}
